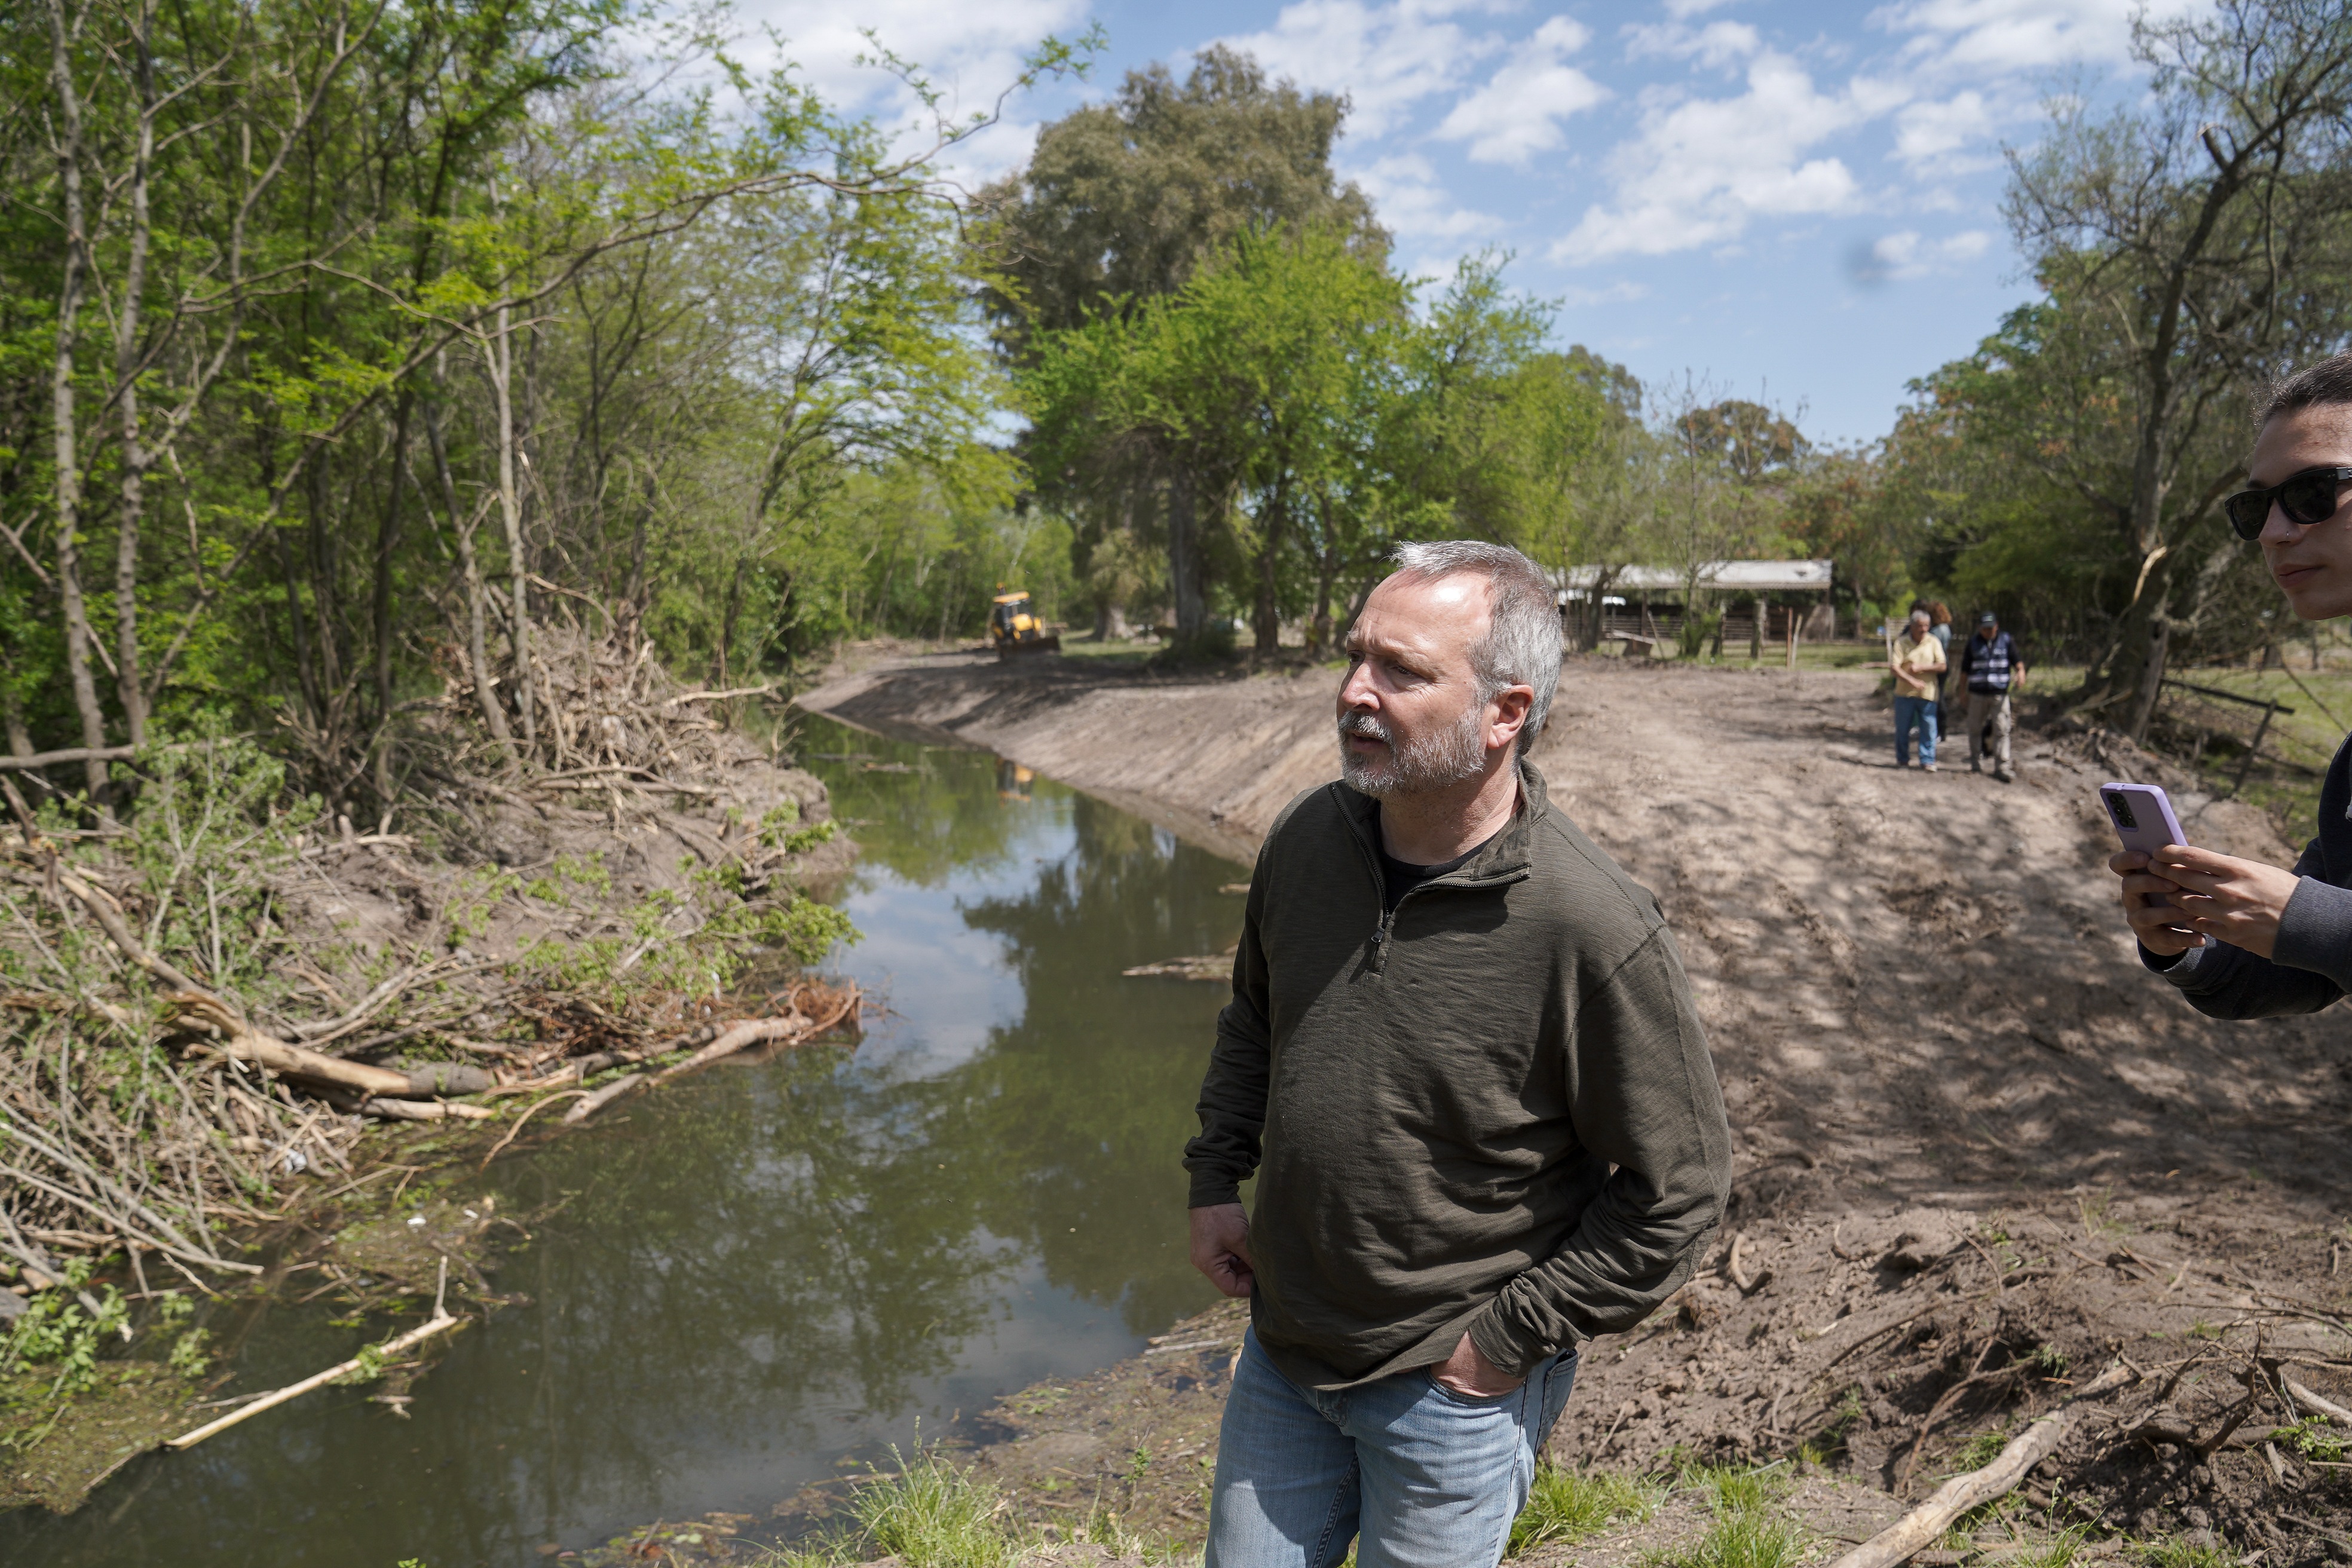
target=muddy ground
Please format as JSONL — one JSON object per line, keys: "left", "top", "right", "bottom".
{"left": 797, "top": 650, "right": 2352, "bottom": 1561}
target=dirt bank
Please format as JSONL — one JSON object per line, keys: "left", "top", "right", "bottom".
{"left": 797, "top": 650, "right": 1338, "bottom": 863}
{"left": 800, "top": 651, "right": 2352, "bottom": 1558}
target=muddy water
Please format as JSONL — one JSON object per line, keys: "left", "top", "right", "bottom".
{"left": 4, "top": 715, "right": 1244, "bottom": 1566}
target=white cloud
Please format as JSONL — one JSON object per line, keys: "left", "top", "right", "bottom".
{"left": 1870, "top": 0, "right": 2140, "bottom": 73}
{"left": 1625, "top": 19, "right": 1763, "bottom": 68}
{"left": 1848, "top": 227, "right": 1993, "bottom": 283}
{"left": 1892, "top": 90, "right": 1995, "bottom": 167}
{"left": 1217, "top": 0, "right": 1505, "bottom": 139}
{"left": 1432, "top": 17, "right": 1609, "bottom": 166}
{"left": 1664, "top": 0, "right": 1745, "bottom": 16}
{"left": 723, "top": 0, "right": 1089, "bottom": 180}
{"left": 1350, "top": 153, "right": 1500, "bottom": 238}
{"left": 1554, "top": 53, "right": 1895, "bottom": 262}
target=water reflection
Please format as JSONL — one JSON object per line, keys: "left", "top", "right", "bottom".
{"left": 4, "top": 715, "right": 1242, "bottom": 1566}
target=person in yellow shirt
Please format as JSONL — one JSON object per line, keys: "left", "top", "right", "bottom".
{"left": 1889, "top": 608, "right": 1947, "bottom": 771}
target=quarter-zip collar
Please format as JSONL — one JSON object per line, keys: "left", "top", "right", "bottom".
{"left": 1337, "top": 759, "right": 1545, "bottom": 970}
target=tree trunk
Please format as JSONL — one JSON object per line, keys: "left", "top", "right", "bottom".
{"left": 110, "top": 0, "right": 158, "bottom": 749}
{"left": 423, "top": 391, "right": 513, "bottom": 760}
{"left": 719, "top": 555, "right": 746, "bottom": 686}
{"left": 2123, "top": 599, "right": 2173, "bottom": 745}
{"left": 1166, "top": 468, "right": 1208, "bottom": 647}
{"left": 369, "top": 388, "right": 414, "bottom": 801}
{"left": 46, "top": 0, "right": 112, "bottom": 806}
{"left": 270, "top": 519, "right": 316, "bottom": 719}
{"left": 1253, "top": 489, "right": 1286, "bottom": 656}
{"left": 492, "top": 303, "right": 534, "bottom": 754}
{"left": 1309, "top": 502, "right": 1339, "bottom": 657}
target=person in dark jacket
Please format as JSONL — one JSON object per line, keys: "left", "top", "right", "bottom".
{"left": 1185, "top": 540, "right": 1732, "bottom": 1568}
{"left": 2115, "top": 355, "right": 2352, "bottom": 1015}
{"left": 1956, "top": 612, "right": 2026, "bottom": 782}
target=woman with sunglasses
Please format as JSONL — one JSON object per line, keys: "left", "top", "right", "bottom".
{"left": 2112, "top": 355, "right": 2352, "bottom": 1016}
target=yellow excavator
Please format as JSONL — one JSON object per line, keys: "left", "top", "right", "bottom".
{"left": 988, "top": 590, "right": 1061, "bottom": 658}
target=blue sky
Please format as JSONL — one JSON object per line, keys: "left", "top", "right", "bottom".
{"left": 719, "top": 0, "right": 2180, "bottom": 444}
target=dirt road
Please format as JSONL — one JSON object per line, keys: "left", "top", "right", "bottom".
{"left": 800, "top": 651, "right": 2352, "bottom": 1551}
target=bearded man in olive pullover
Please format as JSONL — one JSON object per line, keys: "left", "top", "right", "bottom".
{"left": 1184, "top": 541, "right": 1732, "bottom": 1568}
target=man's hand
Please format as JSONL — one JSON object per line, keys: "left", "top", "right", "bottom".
{"left": 1431, "top": 1333, "right": 1523, "bottom": 1398}
{"left": 2110, "top": 849, "right": 2201, "bottom": 955}
{"left": 2144, "top": 844, "right": 2302, "bottom": 959}
{"left": 1189, "top": 1203, "right": 1255, "bottom": 1297}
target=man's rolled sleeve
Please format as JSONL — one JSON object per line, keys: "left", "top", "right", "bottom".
{"left": 1465, "top": 926, "right": 1731, "bottom": 1376}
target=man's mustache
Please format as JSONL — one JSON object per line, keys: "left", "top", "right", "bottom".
{"left": 1338, "top": 712, "right": 1392, "bottom": 743}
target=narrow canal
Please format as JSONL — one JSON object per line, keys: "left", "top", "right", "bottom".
{"left": 4, "top": 714, "right": 1245, "bottom": 1566}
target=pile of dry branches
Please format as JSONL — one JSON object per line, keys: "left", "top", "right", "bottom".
{"left": 1, "top": 618, "right": 855, "bottom": 1293}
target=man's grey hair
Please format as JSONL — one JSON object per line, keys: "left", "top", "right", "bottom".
{"left": 1386, "top": 540, "right": 1562, "bottom": 757}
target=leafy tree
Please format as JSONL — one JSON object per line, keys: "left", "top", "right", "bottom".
{"left": 1999, "top": 0, "right": 2352, "bottom": 736}
{"left": 976, "top": 47, "right": 1384, "bottom": 644}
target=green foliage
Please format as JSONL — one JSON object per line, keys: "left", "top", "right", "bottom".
{"left": 167, "top": 1328, "right": 212, "bottom": 1380}
{"left": 1644, "top": 1464, "right": 1803, "bottom": 1568}
{"left": 2137, "top": 1534, "right": 2240, "bottom": 1568}
{"left": 338, "top": 1342, "right": 390, "bottom": 1386}
{"left": 2283, "top": 1414, "right": 2346, "bottom": 1462}
{"left": 2, "top": 1263, "right": 127, "bottom": 1400}
{"left": 1680, "top": 610, "right": 1724, "bottom": 660}
{"left": 446, "top": 866, "right": 526, "bottom": 949}
{"left": 1952, "top": 1425, "right": 2010, "bottom": 1472}
{"left": 1508, "top": 1467, "right": 1662, "bottom": 1555}
{"left": 1682, "top": 1461, "right": 1791, "bottom": 1517}
{"left": 848, "top": 1444, "right": 1015, "bottom": 1568}
{"left": 1025, "top": 229, "right": 1574, "bottom": 653}
{"left": 2004, "top": 1527, "right": 2093, "bottom": 1568}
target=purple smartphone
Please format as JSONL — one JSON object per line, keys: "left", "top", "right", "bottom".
{"left": 2098, "top": 781, "right": 2190, "bottom": 856}
{"left": 2100, "top": 782, "right": 2206, "bottom": 944}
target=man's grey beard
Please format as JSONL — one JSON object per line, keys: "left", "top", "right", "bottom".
{"left": 1338, "top": 703, "right": 1489, "bottom": 798}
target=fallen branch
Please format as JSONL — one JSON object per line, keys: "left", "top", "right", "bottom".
{"left": 58, "top": 871, "right": 204, "bottom": 996}
{"left": 477, "top": 1091, "right": 589, "bottom": 1168}
{"left": 166, "top": 1272, "right": 462, "bottom": 1450}
{"left": 2287, "top": 1376, "right": 2352, "bottom": 1427}
{"left": 562, "top": 1072, "right": 643, "bottom": 1123}
{"left": 170, "top": 994, "right": 412, "bottom": 1098}
{"left": 356, "top": 1098, "right": 497, "bottom": 1122}
{"left": 662, "top": 682, "right": 780, "bottom": 706}
{"left": 653, "top": 1016, "right": 808, "bottom": 1080}
{"left": 1827, "top": 1362, "right": 2134, "bottom": 1568}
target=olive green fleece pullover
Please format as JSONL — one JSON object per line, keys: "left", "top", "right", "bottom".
{"left": 1183, "top": 761, "right": 1731, "bottom": 1392}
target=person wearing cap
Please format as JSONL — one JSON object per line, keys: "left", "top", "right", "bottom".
{"left": 1955, "top": 612, "right": 2026, "bottom": 782}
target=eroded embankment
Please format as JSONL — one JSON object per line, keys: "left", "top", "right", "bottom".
{"left": 797, "top": 651, "right": 2352, "bottom": 1561}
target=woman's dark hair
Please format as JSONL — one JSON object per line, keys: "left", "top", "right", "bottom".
{"left": 2257, "top": 353, "right": 2352, "bottom": 426}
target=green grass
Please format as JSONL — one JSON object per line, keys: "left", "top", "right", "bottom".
{"left": 2138, "top": 1535, "right": 2242, "bottom": 1568}
{"left": 2002, "top": 1527, "right": 2093, "bottom": 1568}
{"left": 760, "top": 1446, "right": 1016, "bottom": 1568}
{"left": 1680, "top": 1460, "right": 1793, "bottom": 1516}
{"left": 755, "top": 1444, "right": 1187, "bottom": 1568}
{"left": 1635, "top": 1464, "right": 1803, "bottom": 1568}
{"left": 1508, "top": 1467, "right": 1665, "bottom": 1555}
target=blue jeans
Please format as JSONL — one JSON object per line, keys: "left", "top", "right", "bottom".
{"left": 1205, "top": 1329, "right": 1579, "bottom": 1568}
{"left": 1894, "top": 695, "right": 1938, "bottom": 766}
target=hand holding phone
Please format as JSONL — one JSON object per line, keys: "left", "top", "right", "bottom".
{"left": 2101, "top": 783, "right": 2205, "bottom": 954}
{"left": 2103, "top": 784, "right": 2307, "bottom": 958}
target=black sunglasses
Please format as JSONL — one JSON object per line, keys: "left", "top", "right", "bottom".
{"left": 2224, "top": 466, "right": 2352, "bottom": 540}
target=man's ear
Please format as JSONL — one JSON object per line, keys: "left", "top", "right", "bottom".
{"left": 1488, "top": 685, "right": 1535, "bottom": 750}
